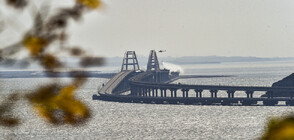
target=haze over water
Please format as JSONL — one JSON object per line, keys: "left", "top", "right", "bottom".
{"left": 1, "top": 60, "right": 294, "bottom": 139}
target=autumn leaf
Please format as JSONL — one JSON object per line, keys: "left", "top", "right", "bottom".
{"left": 261, "top": 116, "right": 294, "bottom": 140}
{"left": 76, "top": 0, "right": 101, "bottom": 9}
{"left": 23, "top": 35, "right": 48, "bottom": 56}
{"left": 28, "top": 84, "right": 90, "bottom": 125}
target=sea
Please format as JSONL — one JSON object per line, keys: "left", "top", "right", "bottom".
{"left": 1, "top": 60, "right": 294, "bottom": 140}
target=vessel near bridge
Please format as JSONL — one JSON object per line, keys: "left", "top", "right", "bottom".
{"left": 93, "top": 50, "right": 294, "bottom": 106}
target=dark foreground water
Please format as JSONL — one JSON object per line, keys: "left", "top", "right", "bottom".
{"left": 1, "top": 61, "right": 294, "bottom": 139}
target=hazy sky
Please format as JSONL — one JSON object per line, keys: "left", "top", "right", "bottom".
{"left": 2, "top": 0, "right": 294, "bottom": 57}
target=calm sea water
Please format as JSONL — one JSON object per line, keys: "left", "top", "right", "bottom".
{"left": 1, "top": 61, "right": 294, "bottom": 140}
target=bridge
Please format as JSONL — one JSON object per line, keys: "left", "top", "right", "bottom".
{"left": 94, "top": 50, "right": 294, "bottom": 106}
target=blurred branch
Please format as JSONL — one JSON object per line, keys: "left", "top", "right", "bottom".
{"left": 0, "top": 0, "right": 104, "bottom": 127}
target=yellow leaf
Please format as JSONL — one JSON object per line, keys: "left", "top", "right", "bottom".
{"left": 28, "top": 84, "right": 90, "bottom": 125}
{"left": 76, "top": 0, "right": 101, "bottom": 9}
{"left": 22, "top": 36, "right": 47, "bottom": 56}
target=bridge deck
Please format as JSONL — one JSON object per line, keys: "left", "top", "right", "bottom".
{"left": 99, "top": 70, "right": 133, "bottom": 94}
{"left": 131, "top": 81, "right": 294, "bottom": 92}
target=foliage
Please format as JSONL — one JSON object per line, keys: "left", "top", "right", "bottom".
{"left": 261, "top": 115, "right": 294, "bottom": 140}
{"left": 0, "top": 0, "right": 103, "bottom": 126}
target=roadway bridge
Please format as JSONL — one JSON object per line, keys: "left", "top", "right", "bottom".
{"left": 95, "top": 50, "right": 294, "bottom": 106}
{"left": 98, "top": 70, "right": 135, "bottom": 94}
{"left": 98, "top": 50, "right": 171, "bottom": 95}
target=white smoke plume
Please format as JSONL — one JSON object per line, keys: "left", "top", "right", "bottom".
{"left": 162, "top": 62, "right": 184, "bottom": 74}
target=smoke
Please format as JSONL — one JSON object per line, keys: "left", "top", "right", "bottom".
{"left": 162, "top": 62, "right": 184, "bottom": 74}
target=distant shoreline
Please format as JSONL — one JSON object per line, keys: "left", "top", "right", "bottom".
{"left": 0, "top": 70, "right": 116, "bottom": 79}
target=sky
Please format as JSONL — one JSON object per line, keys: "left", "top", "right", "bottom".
{"left": 1, "top": 0, "right": 294, "bottom": 58}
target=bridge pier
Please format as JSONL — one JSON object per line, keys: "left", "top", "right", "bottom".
{"left": 155, "top": 88, "right": 158, "bottom": 97}
{"left": 169, "top": 89, "right": 178, "bottom": 98}
{"left": 142, "top": 88, "right": 146, "bottom": 96}
{"left": 186, "top": 89, "right": 189, "bottom": 98}
{"left": 142, "top": 87, "right": 146, "bottom": 96}
{"left": 195, "top": 89, "right": 203, "bottom": 98}
{"left": 210, "top": 90, "right": 218, "bottom": 98}
{"left": 182, "top": 89, "right": 186, "bottom": 97}
{"left": 144, "top": 88, "right": 147, "bottom": 96}
{"left": 181, "top": 89, "right": 189, "bottom": 98}
{"left": 164, "top": 89, "right": 166, "bottom": 97}
{"left": 245, "top": 91, "right": 254, "bottom": 98}
{"left": 227, "top": 90, "right": 235, "bottom": 98}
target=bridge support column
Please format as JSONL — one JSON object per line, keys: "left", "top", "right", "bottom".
{"left": 152, "top": 88, "right": 155, "bottom": 97}
{"left": 186, "top": 89, "right": 189, "bottom": 98}
{"left": 156, "top": 88, "right": 158, "bottom": 97}
{"left": 182, "top": 89, "right": 185, "bottom": 97}
{"left": 227, "top": 90, "right": 235, "bottom": 98}
{"left": 210, "top": 90, "right": 218, "bottom": 98}
{"left": 174, "top": 89, "right": 177, "bottom": 97}
{"left": 195, "top": 89, "right": 203, "bottom": 98}
{"left": 164, "top": 89, "right": 167, "bottom": 97}
{"left": 143, "top": 88, "right": 146, "bottom": 96}
{"left": 245, "top": 91, "right": 254, "bottom": 98}
{"left": 181, "top": 89, "right": 189, "bottom": 98}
